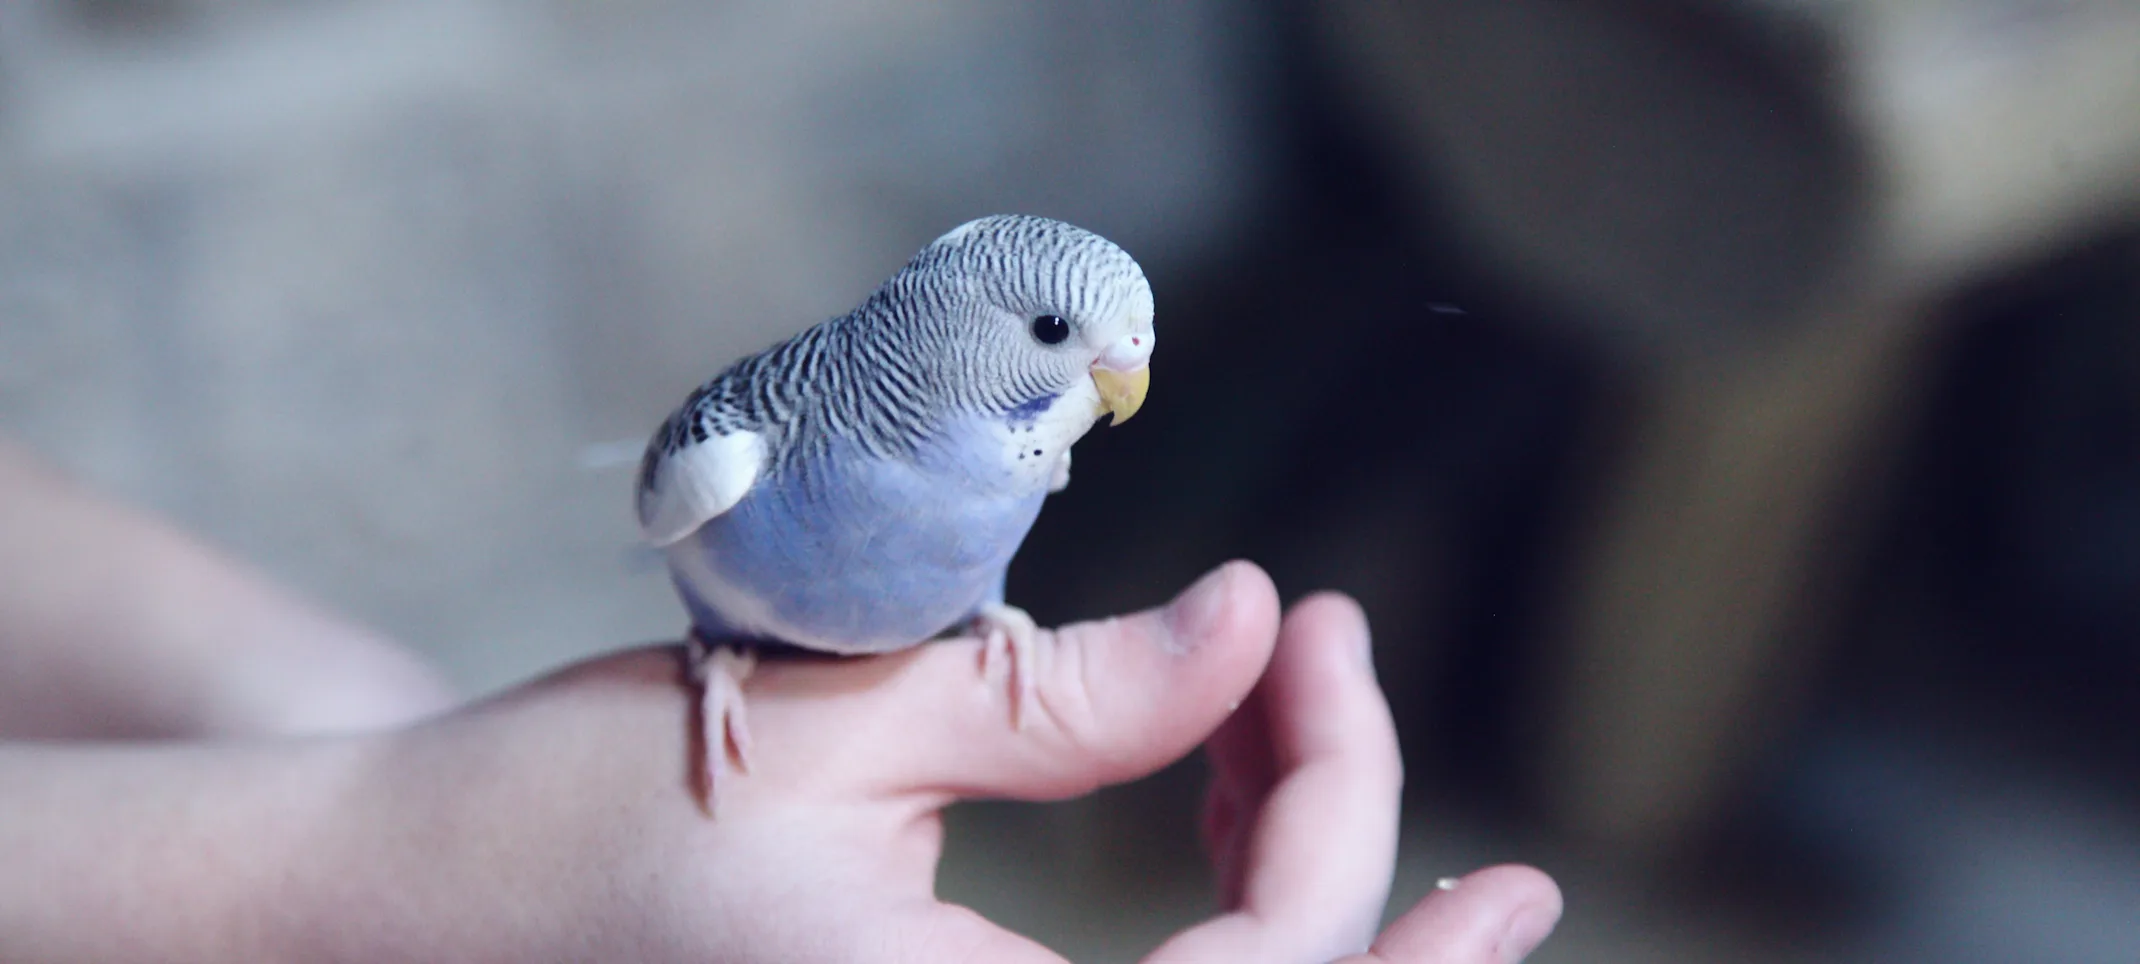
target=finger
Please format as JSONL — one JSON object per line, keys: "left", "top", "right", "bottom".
{"left": 1234, "top": 594, "right": 1402, "bottom": 948}
{"left": 1339, "top": 865, "right": 1562, "bottom": 964}
{"left": 1149, "top": 593, "right": 1404, "bottom": 964}
{"left": 746, "top": 561, "right": 1282, "bottom": 801}
{"left": 1199, "top": 688, "right": 1270, "bottom": 909}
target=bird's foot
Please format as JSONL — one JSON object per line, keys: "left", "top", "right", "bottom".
{"left": 973, "top": 602, "right": 1046, "bottom": 730}
{"left": 687, "top": 632, "right": 757, "bottom": 818}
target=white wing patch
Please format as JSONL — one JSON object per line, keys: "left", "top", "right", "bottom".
{"left": 637, "top": 429, "right": 767, "bottom": 547}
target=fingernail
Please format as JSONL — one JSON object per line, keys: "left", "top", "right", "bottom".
{"left": 1355, "top": 620, "right": 1378, "bottom": 681}
{"left": 1163, "top": 564, "right": 1236, "bottom": 652}
{"left": 1498, "top": 902, "right": 1560, "bottom": 963}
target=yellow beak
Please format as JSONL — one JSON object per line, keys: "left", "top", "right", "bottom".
{"left": 1090, "top": 365, "right": 1151, "bottom": 426}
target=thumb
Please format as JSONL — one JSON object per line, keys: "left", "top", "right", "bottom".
{"left": 747, "top": 561, "right": 1281, "bottom": 802}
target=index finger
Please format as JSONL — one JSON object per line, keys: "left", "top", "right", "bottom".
{"left": 1146, "top": 593, "right": 1404, "bottom": 963}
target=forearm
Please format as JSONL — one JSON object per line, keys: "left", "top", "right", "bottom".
{"left": 0, "top": 438, "right": 452, "bottom": 737}
{"left": 0, "top": 738, "right": 370, "bottom": 963}
{"left": 0, "top": 669, "right": 688, "bottom": 964}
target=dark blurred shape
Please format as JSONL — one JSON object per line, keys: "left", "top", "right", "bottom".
{"left": 1277, "top": 0, "right": 2140, "bottom": 891}
{"left": 1813, "top": 231, "right": 2140, "bottom": 789}
{"left": 1677, "top": 229, "right": 2140, "bottom": 953}
{"left": 1926, "top": 235, "right": 2140, "bottom": 682}
{"left": 1317, "top": 0, "right": 1865, "bottom": 354}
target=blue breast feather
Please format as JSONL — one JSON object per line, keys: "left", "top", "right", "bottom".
{"left": 668, "top": 416, "right": 1047, "bottom": 653}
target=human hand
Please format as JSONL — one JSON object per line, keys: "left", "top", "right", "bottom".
{"left": 287, "top": 561, "right": 1558, "bottom": 962}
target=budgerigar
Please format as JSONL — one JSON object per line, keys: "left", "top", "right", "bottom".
{"left": 635, "top": 214, "right": 1154, "bottom": 811}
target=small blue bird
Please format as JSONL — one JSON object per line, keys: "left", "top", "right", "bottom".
{"left": 636, "top": 215, "right": 1154, "bottom": 808}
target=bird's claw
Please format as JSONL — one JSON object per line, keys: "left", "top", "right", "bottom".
{"left": 974, "top": 603, "right": 1044, "bottom": 730}
{"left": 688, "top": 633, "right": 757, "bottom": 818}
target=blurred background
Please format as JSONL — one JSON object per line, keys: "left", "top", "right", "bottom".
{"left": 3, "top": 0, "right": 2139, "bottom": 959}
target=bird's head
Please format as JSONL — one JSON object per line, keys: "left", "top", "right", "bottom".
{"left": 885, "top": 214, "right": 1154, "bottom": 429}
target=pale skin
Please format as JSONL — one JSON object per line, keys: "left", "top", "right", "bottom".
{"left": 0, "top": 436, "right": 1563, "bottom": 962}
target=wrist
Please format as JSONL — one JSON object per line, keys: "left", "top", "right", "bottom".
{"left": 0, "top": 737, "right": 374, "bottom": 963}
{"left": 269, "top": 714, "right": 605, "bottom": 963}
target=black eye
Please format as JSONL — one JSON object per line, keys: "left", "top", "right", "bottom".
{"left": 1030, "top": 314, "right": 1071, "bottom": 345}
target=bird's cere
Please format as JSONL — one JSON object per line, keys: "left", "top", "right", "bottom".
{"left": 1095, "top": 332, "right": 1153, "bottom": 372}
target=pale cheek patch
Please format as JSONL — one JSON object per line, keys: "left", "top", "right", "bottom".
{"left": 993, "top": 381, "right": 1103, "bottom": 488}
